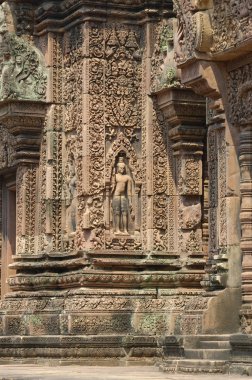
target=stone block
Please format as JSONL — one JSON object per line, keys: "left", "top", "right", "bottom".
{"left": 227, "top": 245, "right": 242, "bottom": 288}
{"left": 69, "top": 313, "right": 132, "bottom": 335}
{"left": 60, "top": 314, "right": 69, "bottom": 335}
{"left": 130, "top": 347, "right": 160, "bottom": 358}
{"left": 27, "top": 314, "right": 60, "bottom": 336}
{"left": 4, "top": 315, "right": 26, "bottom": 336}
{"left": 202, "top": 288, "right": 241, "bottom": 334}
{"left": 226, "top": 197, "right": 241, "bottom": 246}
{"left": 132, "top": 313, "right": 167, "bottom": 335}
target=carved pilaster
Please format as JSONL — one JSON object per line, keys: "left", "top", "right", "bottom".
{"left": 202, "top": 99, "right": 230, "bottom": 290}
{"left": 157, "top": 87, "right": 206, "bottom": 268}
{"left": 239, "top": 123, "right": 252, "bottom": 331}
{"left": 0, "top": 101, "right": 47, "bottom": 255}
{"left": 16, "top": 164, "right": 37, "bottom": 254}
{"left": 170, "top": 124, "right": 205, "bottom": 265}
{"left": 227, "top": 59, "right": 252, "bottom": 331}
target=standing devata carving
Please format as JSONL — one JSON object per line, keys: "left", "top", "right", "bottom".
{"left": 65, "top": 155, "right": 77, "bottom": 237}
{"left": 111, "top": 157, "right": 133, "bottom": 235}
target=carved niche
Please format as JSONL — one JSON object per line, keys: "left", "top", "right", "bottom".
{"left": 105, "top": 136, "right": 142, "bottom": 238}
{"left": 87, "top": 23, "right": 143, "bottom": 251}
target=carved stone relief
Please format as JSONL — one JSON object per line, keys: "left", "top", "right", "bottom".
{"left": 152, "top": 99, "right": 169, "bottom": 251}
{"left": 0, "top": 126, "right": 15, "bottom": 169}
{"left": 228, "top": 63, "right": 252, "bottom": 125}
{"left": 16, "top": 165, "right": 37, "bottom": 255}
{"left": 174, "top": 0, "right": 252, "bottom": 62}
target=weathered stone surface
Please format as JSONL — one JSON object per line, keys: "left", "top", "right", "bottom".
{"left": 0, "top": 0, "right": 251, "bottom": 374}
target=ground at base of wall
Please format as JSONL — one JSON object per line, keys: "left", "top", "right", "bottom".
{"left": 0, "top": 365, "right": 250, "bottom": 380}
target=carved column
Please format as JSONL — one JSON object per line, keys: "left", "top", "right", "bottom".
{"left": 157, "top": 87, "right": 206, "bottom": 269}
{"left": 239, "top": 123, "right": 252, "bottom": 330}
{"left": 227, "top": 60, "right": 252, "bottom": 332}
{"left": 0, "top": 101, "right": 47, "bottom": 256}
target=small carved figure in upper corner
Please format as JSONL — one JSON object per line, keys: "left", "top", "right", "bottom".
{"left": 112, "top": 157, "right": 133, "bottom": 235}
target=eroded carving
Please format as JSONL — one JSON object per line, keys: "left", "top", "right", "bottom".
{"left": 0, "top": 21, "right": 47, "bottom": 100}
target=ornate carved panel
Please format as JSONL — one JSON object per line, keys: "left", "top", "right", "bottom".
{"left": 0, "top": 126, "right": 15, "bottom": 170}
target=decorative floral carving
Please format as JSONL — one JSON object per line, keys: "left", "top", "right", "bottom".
{"left": 174, "top": 0, "right": 252, "bottom": 61}
{"left": 0, "top": 125, "right": 15, "bottom": 169}
{"left": 152, "top": 98, "right": 169, "bottom": 251}
{"left": 179, "top": 156, "right": 201, "bottom": 195}
{"left": 16, "top": 165, "right": 37, "bottom": 254}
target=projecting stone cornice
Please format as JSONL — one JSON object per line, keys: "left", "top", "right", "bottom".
{"left": 0, "top": 100, "right": 47, "bottom": 166}
{"left": 0, "top": 0, "right": 174, "bottom": 33}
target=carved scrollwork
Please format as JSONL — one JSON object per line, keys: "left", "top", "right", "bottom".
{"left": 228, "top": 63, "right": 252, "bottom": 125}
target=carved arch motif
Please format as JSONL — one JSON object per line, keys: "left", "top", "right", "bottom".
{"left": 105, "top": 132, "right": 142, "bottom": 183}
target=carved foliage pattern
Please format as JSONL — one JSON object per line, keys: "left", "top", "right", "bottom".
{"left": 152, "top": 98, "right": 169, "bottom": 251}
{"left": 178, "top": 156, "right": 201, "bottom": 196}
{"left": 16, "top": 165, "right": 37, "bottom": 254}
{"left": 37, "top": 130, "right": 47, "bottom": 253}
{"left": 105, "top": 26, "right": 142, "bottom": 131}
{"left": 228, "top": 63, "right": 252, "bottom": 125}
{"left": 39, "top": 34, "right": 64, "bottom": 253}
{"left": 86, "top": 23, "right": 105, "bottom": 249}
{"left": 174, "top": 0, "right": 252, "bottom": 61}
{"left": 211, "top": 0, "right": 252, "bottom": 53}
{"left": 63, "top": 26, "right": 83, "bottom": 251}
{"left": 84, "top": 23, "right": 143, "bottom": 250}
{"left": 0, "top": 126, "right": 15, "bottom": 170}
{"left": 217, "top": 128, "right": 227, "bottom": 247}
{"left": 207, "top": 127, "right": 218, "bottom": 253}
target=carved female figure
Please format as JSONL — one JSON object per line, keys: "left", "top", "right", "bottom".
{"left": 111, "top": 157, "right": 133, "bottom": 235}
{"left": 65, "top": 156, "right": 77, "bottom": 236}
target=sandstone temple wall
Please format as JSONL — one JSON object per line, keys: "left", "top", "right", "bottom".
{"left": 0, "top": 0, "right": 250, "bottom": 372}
